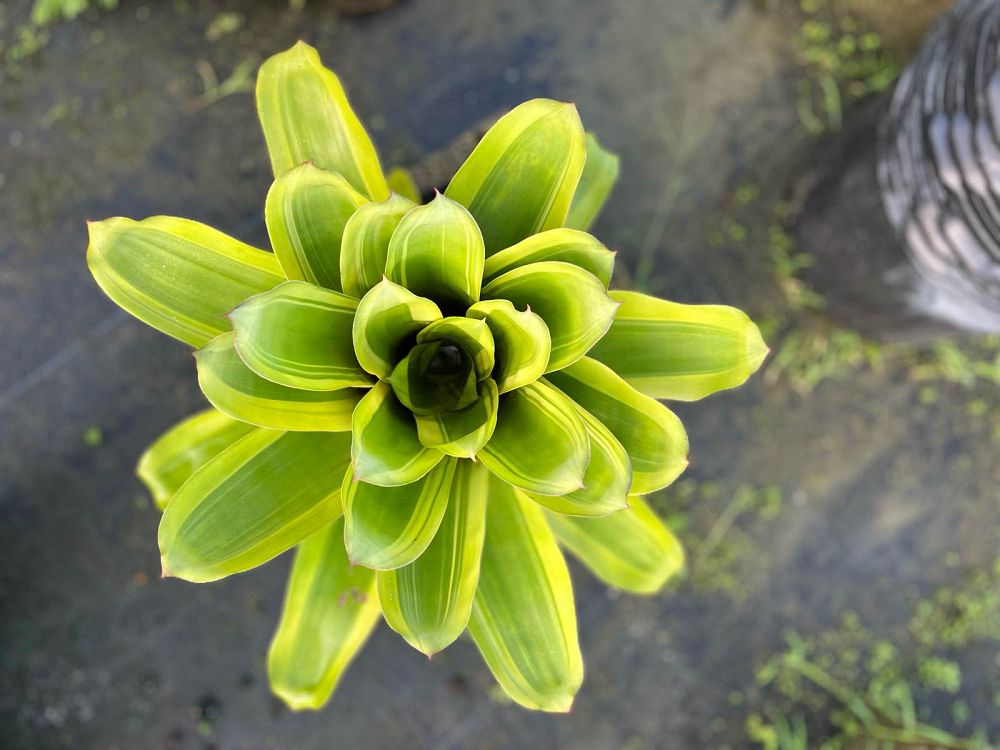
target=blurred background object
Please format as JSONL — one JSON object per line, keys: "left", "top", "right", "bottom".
{"left": 879, "top": 0, "right": 1000, "bottom": 334}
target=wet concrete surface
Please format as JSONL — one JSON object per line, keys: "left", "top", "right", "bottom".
{"left": 1, "top": 1, "right": 997, "bottom": 748}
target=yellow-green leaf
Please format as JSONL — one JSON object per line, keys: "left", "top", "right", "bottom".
{"left": 466, "top": 299, "right": 551, "bottom": 393}
{"left": 483, "top": 228, "right": 615, "bottom": 287}
{"left": 352, "top": 279, "right": 442, "bottom": 379}
{"left": 564, "top": 132, "right": 620, "bottom": 232}
{"left": 384, "top": 194, "right": 485, "bottom": 309}
{"left": 351, "top": 382, "right": 444, "bottom": 486}
{"left": 378, "top": 459, "right": 488, "bottom": 655}
{"left": 528, "top": 401, "right": 630, "bottom": 516}
{"left": 342, "top": 458, "right": 456, "bottom": 570}
{"left": 159, "top": 430, "right": 352, "bottom": 582}
{"left": 87, "top": 216, "right": 283, "bottom": 347}
{"left": 415, "top": 378, "right": 499, "bottom": 458}
{"left": 478, "top": 379, "right": 588, "bottom": 496}
{"left": 195, "top": 333, "right": 364, "bottom": 431}
{"left": 256, "top": 41, "right": 388, "bottom": 199}
{"left": 546, "top": 357, "right": 688, "bottom": 494}
{"left": 587, "top": 291, "right": 768, "bottom": 401}
{"left": 267, "top": 518, "right": 380, "bottom": 711}
{"left": 386, "top": 166, "right": 421, "bottom": 203}
{"left": 137, "top": 409, "right": 256, "bottom": 511}
{"left": 445, "top": 99, "right": 586, "bottom": 255}
{"left": 482, "top": 260, "right": 617, "bottom": 372}
{"left": 468, "top": 476, "right": 582, "bottom": 712}
{"left": 264, "top": 163, "right": 367, "bottom": 291}
{"left": 546, "top": 495, "right": 684, "bottom": 594}
{"left": 340, "top": 193, "right": 415, "bottom": 299}
{"left": 229, "top": 281, "right": 369, "bottom": 391}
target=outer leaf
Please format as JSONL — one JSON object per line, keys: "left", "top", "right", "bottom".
{"left": 137, "top": 409, "right": 255, "bottom": 511}
{"left": 467, "top": 299, "right": 551, "bottom": 393}
{"left": 87, "top": 217, "right": 283, "bottom": 347}
{"left": 546, "top": 495, "right": 684, "bottom": 594}
{"left": 267, "top": 518, "right": 380, "bottom": 711}
{"left": 384, "top": 194, "right": 485, "bottom": 309}
{"left": 229, "top": 281, "right": 369, "bottom": 390}
{"left": 482, "top": 261, "right": 618, "bottom": 372}
{"left": 417, "top": 316, "right": 495, "bottom": 379}
{"left": 377, "top": 460, "right": 488, "bottom": 655}
{"left": 256, "top": 41, "right": 388, "bottom": 199}
{"left": 415, "top": 378, "right": 499, "bottom": 458}
{"left": 528, "top": 402, "right": 630, "bottom": 517}
{"left": 483, "top": 228, "right": 615, "bottom": 287}
{"left": 351, "top": 382, "right": 444, "bottom": 486}
{"left": 264, "top": 163, "right": 367, "bottom": 290}
{"left": 445, "top": 99, "right": 586, "bottom": 255}
{"left": 352, "top": 279, "right": 442, "bottom": 378}
{"left": 158, "top": 430, "right": 352, "bottom": 582}
{"left": 546, "top": 357, "right": 688, "bottom": 494}
{"left": 196, "top": 333, "right": 364, "bottom": 431}
{"left": 386, "top": 166, "right": 421, "bottom": 203}
{"left": 342, "top": 458, "right": 456, "bottom": 570}
{"left": 340, "top": 193, "right": 415, "bottom": 299}
{"left": 478, "top": 380, "right": 588, "bottom": 496}
{"left": 587, "top": 291, "right": 768, "bottom": 401}
{"left": 468, "top": 476, "right": 582, "bottom": 712}
{"left": 564, "top": 132, "right": 620, "bottom": 232}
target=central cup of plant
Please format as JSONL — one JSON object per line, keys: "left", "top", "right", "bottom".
{"left": 86, "top": 41, "right": 767, "bottom": 713}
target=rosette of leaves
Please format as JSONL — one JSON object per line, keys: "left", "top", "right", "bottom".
{"left": 87, "top": 42, "right": 767, "bottom": 712}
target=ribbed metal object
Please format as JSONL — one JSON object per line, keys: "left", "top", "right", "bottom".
{"left": 879, "top": 0, "right": 1000, "bottom": 332}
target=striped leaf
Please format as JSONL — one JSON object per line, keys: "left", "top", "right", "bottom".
{"left": 445, "top": 99, "right": 586, "bottom": 255}
{"left": 384, "top": 194, "right": 485, "bottom": 309}
{"left": 546, "top": 357, "right": 688, "bottom": 494}
{"left": 564, "top": 132, "right": 620, "bottom": 232}
{"left": 587, "top": 291, "right": 768, "bottom": 401}
{"left": 87, "top": 216, "right": 283, "bottom": 347}
{"left": 378, "top": 459, "right": 488, "bottom": 655}
{"left": 137, "top": 409, "right": 256, "bottom": 511}
{"left": 267, "top": 518, "right": 380, "bottom": 711}
{"left": 352, "top": 279, "right": 442, "bottom": 379}
{"left": 478, "top": 380, "right": 588, "bottom": 496}
{"left": 229, "top": 281, "right": 369, "bottom": 391}
{"left": 340, "top": 193, "right": 415, "bottom": 299}
{"left": 158, "top": 430, "right": 352, "bottom": 582}
{"left": 264, "top": 163, "right": 367, "bottom": 291}
{"left": 195, "top": 333, "right": 364, "bottom": 432}
{"left": 466, "top": 299, "right": 551, "bottom": 393}
{"left": 482, "top": 261, "right": 617, "bottom": 372}
{"left": 483, "top": 228, "right": 615, "bottom": 287}
{"left": 469, "top": 476, "right": 582, "bottom": 712}
{"left": 415, "top": 378, "right": 499, "bottom": 458}
{"left": 546, "top": 495, "right": 684, "bottom": 594}
{"left": 256, "top": 41, "right": 388, "bottom": 199}
{"left": 342, "top": 458, "right": 457, "bottom": 570}
{"left": 528, "top": 400, "right": 630, "bottom": 517}
{"left": 351, "top": 382, "right": 444, "bottom": 486}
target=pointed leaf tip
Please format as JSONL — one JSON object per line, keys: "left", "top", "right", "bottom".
{"left": 446, "top": 98, "right": 586, "bottom": 255}
{"left": 256, "top": 42, "right": 388, "bottom": 199}
{"left": 384, "top": 194, "right": 485, "bottom": 310}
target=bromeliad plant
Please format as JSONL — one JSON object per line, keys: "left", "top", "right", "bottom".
{"left": 87, "top": 42, "right": 767, "bottom": 712}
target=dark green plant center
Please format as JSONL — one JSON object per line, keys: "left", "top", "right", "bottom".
{"left": 424, "top": 343, "right": 465, "bottom": 381}
{"left": 389, "top": 337, "right": 481, "bottom": 416}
